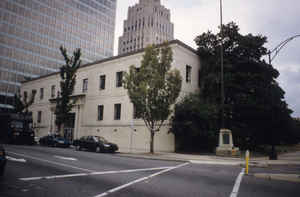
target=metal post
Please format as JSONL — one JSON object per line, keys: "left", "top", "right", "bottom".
{"left": 265, "top": 35, "right": 300, "bottom": 159}
{"left": 220, "top": 0, "right": 225, "bottom": 129}
{"left": 245, "top": 150, "right": 250, "bottom": 175}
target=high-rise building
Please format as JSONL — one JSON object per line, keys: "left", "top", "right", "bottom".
{"left": 118, "top": 0, "right": 174, "bottom": 55}
{"left": 0, "top": 0, "right": 117, "bottom": 111}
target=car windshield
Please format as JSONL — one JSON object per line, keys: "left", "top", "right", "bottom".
{"left": 94, "top": 136, "right": 108, "bottom": 143}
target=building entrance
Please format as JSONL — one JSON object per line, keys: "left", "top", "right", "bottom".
{"left": 64, "top": 113, "right": 75, "bottom": 142}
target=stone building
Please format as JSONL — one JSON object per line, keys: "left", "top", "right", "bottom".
{"left": 21, "top": 40, "right": 201, "bottom": 152}
{"left": 118, "top": 0, "right": 174, "bottom": 55}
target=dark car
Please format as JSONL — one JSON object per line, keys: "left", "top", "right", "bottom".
{"left": 0, "top": 145, "right": 6, "bottom": 176}
{"left": 39, "top": 135, "right": 70, "bottom": 148}
{"left": 73, "top": 136, "right": 118, "bottom": 153}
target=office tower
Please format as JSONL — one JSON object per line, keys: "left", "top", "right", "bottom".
{"left": 118, "top": 0, "right": 174, "bottom": 55}
{"left": 0, "top": 0, "right": 117, "bottom": 111}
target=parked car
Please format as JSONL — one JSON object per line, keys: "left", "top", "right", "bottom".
{"left": 73, "top": 136, "right": 118, "bottom": 153}
{"left": 0, "top": 145, "right": 6, "bottom": 176}
{"left": 39, "top": 135, "right": 70, "bottom": 148}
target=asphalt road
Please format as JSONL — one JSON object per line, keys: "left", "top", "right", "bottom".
{"left": 1, "top": 145, "right": 299, "bottom": 197}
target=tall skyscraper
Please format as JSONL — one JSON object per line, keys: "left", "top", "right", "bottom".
{"left": 0, "top": 0, "right": 117, "bottom": 111}
{"left": 118, "top": 0, "right": 174, "bottom": 55}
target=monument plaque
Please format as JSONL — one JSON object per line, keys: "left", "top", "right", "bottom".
{"left": 216, "top": 128, "right": 240, "bottom": 157}
{"left": 223, "top": 133, "right": 230, "bottom": 144}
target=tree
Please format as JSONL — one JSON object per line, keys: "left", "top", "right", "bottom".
{"left": 171, "top": 93, "right": 219, "bottom": 152}
{"left": 123, "top": 43, "right": 182, "bottom": 153}
{"left": 13, "top": 91, "right": 36, "bottom": 115}
{"left": 55, "top": 46, "right": 81, "bottom": 135}
{"left": 194, "top": 22, "right": 294, "bottom": 152}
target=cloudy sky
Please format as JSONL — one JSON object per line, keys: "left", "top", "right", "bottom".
{"left": 114, "top": 0, "right": 300, "bottom": 117}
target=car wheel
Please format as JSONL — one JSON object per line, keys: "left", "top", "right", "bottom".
{"left": 96, "top": 146, "right": 101, "bottom": 153}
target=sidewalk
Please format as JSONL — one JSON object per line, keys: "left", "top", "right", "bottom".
{"left": 117, "top": 150, "right": 300, "bottom": 182}
{"left": 117, "top": 150, "right": 300, "bottom": 167}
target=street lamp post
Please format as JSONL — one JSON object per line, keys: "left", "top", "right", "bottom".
{"left": 267, "top": 35, "right": 300, "bottom": 65}
{"left": 266, "top": 34, "right": 300, "bottom": 160}
{"left": 220, "top": 0, "right": 225, "bottom": 129}
{"left": 216, "top": 0, "right": 240, "bottom": 157}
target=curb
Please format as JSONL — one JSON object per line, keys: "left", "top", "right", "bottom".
{"left": 116, "top": 153, "right": 243, "bottom": 165}
{"left": 252, "top": 173, "right": 300, "bottom": 183}
{"left": 116, "top": 153, "right": 300, "bottom": 167}
{"left": 116, "top": 153, "right": 188, "bottom": 163}
{"left": 240, "top": 162, "right": 269, "bottom": 168}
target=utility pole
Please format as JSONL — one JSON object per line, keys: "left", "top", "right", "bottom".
{"left": 216, "top": 0, "right": 239, "bottom": 157}
{"left": 220, "top": 0, "right": 225, "bottom": 129}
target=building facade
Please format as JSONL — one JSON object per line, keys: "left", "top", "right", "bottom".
{"left": 118, "top": 0, "right": 174, "bottom": 55}
{"left": 21, "top": 40, "right": 201, "bottom": 152}
{"left": 0, "top": 0, "right": 117, "bottom": 111}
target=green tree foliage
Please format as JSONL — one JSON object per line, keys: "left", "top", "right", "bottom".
{"left": 171, "top": 93, "right": 219, "bottom": 152}
{"left": 123, "top": 43, "right": 182, "bottom": 153}
{"left": 171, "top": 22, "right": 296, "bottom": 153}
{"left": 55, "top": 46, "right": 81, "bottom": 135}
{"left": 294, "top": 119, "right": 300, "bottom": 142}
{"left": 13, "top": 91, "right": 36, "bottom": 115}
{"left": 193, "top": 22, "right": 295, "bottom": 150}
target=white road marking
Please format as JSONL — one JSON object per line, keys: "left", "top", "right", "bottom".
{"left": 19, "top": 166, "right": 173, "bottom": 181}
{"left": 6, "top": 156, "right": 26, "bottom": 163}
{"left": 230, "top": 168, "right": 245, "bottom": 197}
{"left": 7, "top": 151, "right": 94, "bottom": 172}
{"left": 94, "top": 162, "right": 190, "bottom": 197}
{"left": 54, "top": 155, "right": 78, "bottom": 161}
{"left": 190, "top": 160, "right": 241, "bottom": 166}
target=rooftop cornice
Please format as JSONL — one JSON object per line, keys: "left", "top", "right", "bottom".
{"left": 22, "top": 40, "right": 198, "bottom": 84}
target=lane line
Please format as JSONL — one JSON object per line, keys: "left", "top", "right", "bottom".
{"left": 6, "top": 156, "right": 26, "bottom": 163}
{"left": 19, "top": 166, "right": 172, "bottom": 181}
{"left": 230, "top": 168, "right": 245, "bottom": 197}
{"left": 7, "top": 151, "right": 94, "bottom": 172}
{"left": 94, "top": 162, "right": 190, "bottom": 197}
{"left": 54, "top": 155, "right": 78, "bottom": 161}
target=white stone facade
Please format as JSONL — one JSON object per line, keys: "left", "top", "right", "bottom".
{"left": 118, "top": 0, "right": 174, "bottom": 55}
{"left": 21, "top": 40, "right": 201, "bottom": 153}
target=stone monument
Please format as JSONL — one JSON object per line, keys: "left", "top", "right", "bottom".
{"left": 216, "top": 129, "right": 240, "bottom": 157}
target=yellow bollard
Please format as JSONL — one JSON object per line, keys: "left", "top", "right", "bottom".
{"left": 245, "top": 150, "right": 250, "bottom": 175}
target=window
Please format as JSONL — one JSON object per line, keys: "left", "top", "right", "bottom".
{"left": 37, "top": 111, "right": 42, "bottom": 123}
{"left": 97, "top": 105, "right": 104, "bottom": 121}
{"left": 24, "top": 91, "right": 28, "bottom": 102}
{"left": 116, "top": 71, "right": 123, "bottom": 87}
{"left": 40, "top": 88, "right": 44, "bottom": 100}
{"left": 82, "top": 78, "right": 88, "bottom": 92}
{"left": 51, "top": 85, "right": 56, "bottom": 98}
{"left": 135, "top": 67, "right": 140, "bottom": 73}
{"left": 99, "top": 75, "right": 106, "bottom": 90}
{"left": 32, "top": 89, "right": 37, "bottom": 102}
{"left": 186, "top": 65, "right": 192, "bottom": 83}
{"left": 114, "top": 104, "right": 121, "bottom": 120}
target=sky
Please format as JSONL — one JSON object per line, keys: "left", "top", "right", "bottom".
{"left": 114, "top": 0, "right": 300, "bottom": 117}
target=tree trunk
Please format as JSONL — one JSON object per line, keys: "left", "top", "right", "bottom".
{"left": 57, "top": 123, "right": 64, "bottom": 136}
{"left": 269, "top": 144, "right": 277, "bottom": 160}
{"left": 150, "top": 130, "right": 155, "bottom": 154}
